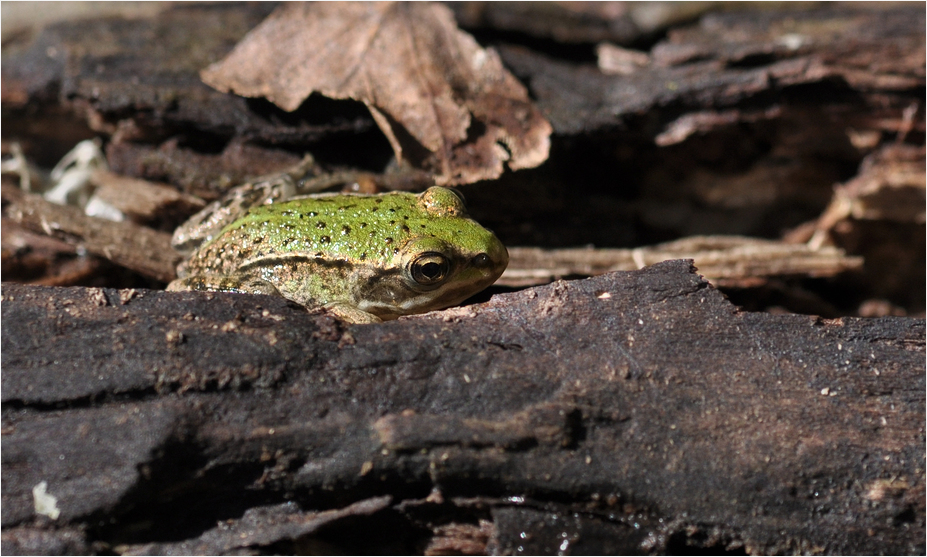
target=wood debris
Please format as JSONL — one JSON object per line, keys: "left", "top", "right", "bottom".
{"left": 503, "top": 236, "right": 863, "bottom": 288}
{"left": 2, "top": 185, "right": 180, "bottom": 283}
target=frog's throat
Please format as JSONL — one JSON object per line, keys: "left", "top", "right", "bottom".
{"left": 357, "top": 269, "right": 500, "bottom": 318}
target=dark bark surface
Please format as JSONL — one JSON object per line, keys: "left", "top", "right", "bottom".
{"left": 2, "top": 261, "right": 924, "bottom": 555}
{"left": 499, "top": 6, "right": 925, "bottom": 135}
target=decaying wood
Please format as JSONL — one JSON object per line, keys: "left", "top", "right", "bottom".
{"left": 2, "top": 261, "right": 923, "bottom": 554}
{"left": 502, "top": 236, "right": 863, "bottom": 288}
{"left": 103, "top": 140, "right": 309, "bottom": 202}
{"left": 0, "top": 219, "right": 107, "bottom": 287}
{"left": 89, "top": 170, "right": 206, "bottom": 227}
{"left": 449, "top": 2, "right": 723, "bottom": 45}
{"left": 806, "top": 144, "right": 926, "bottom": 248}
{"left": 1, "top": 185, "right": 179, "bottom": 283}
{"left": 500, "top": 5, "right": 925, "bottom": 136}
{"left": 782, "top": 143, "right": 926, "bottom": 309}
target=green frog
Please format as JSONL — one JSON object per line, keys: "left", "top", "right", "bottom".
{"left": 167, "top": 186, "right": 508, "bottom": 323}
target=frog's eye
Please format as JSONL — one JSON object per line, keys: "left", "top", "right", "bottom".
{"left": 410, "top": 252, "right": 450, "bottom": 286}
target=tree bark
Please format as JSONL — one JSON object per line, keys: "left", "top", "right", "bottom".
{"left": 2, "top": 261, "right": 923, "bottom": 555}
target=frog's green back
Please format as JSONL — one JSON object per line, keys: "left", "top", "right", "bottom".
{"left": 222, "top": 190, "right": 491, "bottom": 266}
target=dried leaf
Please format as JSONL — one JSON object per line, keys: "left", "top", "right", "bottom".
{"left": 200, "top": 1, "right": 551, "bottom": 185}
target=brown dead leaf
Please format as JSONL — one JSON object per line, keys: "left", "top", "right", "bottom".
{"left": 200, "top": 1, "right": 551, "bottom": 185}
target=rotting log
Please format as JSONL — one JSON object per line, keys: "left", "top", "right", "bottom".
{"left": 2, "top": 261, "right": 923, "bottom": 555}
{"left": 1, "top": 185, "right": 180, "bottom": 283}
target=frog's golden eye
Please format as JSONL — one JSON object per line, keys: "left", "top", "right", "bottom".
{"left": 410, "top": 252, "right": 450, "bottom": 286}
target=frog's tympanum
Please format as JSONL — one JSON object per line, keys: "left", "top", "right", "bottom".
{"left": 168, "top": 187, "right": 508, "bottom": 323}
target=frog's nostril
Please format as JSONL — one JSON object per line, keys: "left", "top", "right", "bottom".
{"left": 472, "top": 253, "right": 490, "bottom": 267}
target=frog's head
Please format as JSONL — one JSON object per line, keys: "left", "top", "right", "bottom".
{"left": 358, "top": 187, "right": 508, "bottom": 319}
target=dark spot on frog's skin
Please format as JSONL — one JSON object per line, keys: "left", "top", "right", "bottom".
{"left": 389, "top": 208, "right": 396, "bottom": 213}
{"left": 360, "top": 222, "right": 368, "bottom": 228}
{"left": 420, "top": 224, "right": 427, "bottom": 229}
{"left": 320, "top": 236, "right": 331, "bottom": 243}
{"left": 308, "top": 211, "right": 318, "bottom": 217}
{"left": 384, "top": 237, "right": 393, "bottom": 244}
{"left": 401, "top": 225, "right": 410, "bottom": 233}
{"left": 360, "top": 252, "right": 367, "bottom": 260}
{"left": 371, "top": 207, "right": 379, "bottom": 212}
{"left": 283, "top": 223, "right": 295, "bottom": 231}
{"left": 316, "top": 222, "right": 326, "bottom": 229}
{"left": 375, "top": 198, "right": 383, "bottom": 203}
{"left": 403, "top": 215, "right": 409, "bottom": 220}
{"left": 393, "top": 248, "right": 400, "bottom": 255}
{"left": 284, "top": 237, "right": 296, "bottom": 245}
{"left": 341, "top": 225, "right": 351, "bottom": 235}
{"left": 389, "top": 220, "right": 396, "bottom": 225}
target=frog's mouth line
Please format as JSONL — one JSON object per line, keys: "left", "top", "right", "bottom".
{"left": 360, "top": 268, "right": 503, "bottom": 318}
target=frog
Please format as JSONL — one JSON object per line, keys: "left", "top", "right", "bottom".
{"left": 167, "top": 186, "right": 508, "bottom": 323}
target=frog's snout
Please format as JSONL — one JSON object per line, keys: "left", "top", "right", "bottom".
{"left": 491, "top": 239, "right": 509, "bottom": 271}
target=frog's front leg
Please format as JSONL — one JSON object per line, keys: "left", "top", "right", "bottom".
{"left": 166, "top": 276, "right": 380, "bottom": 323}
{"left": 166, "top": 274, "right": 282, "bottom": 297}
{"left": 320, "top": 302, "right": 383, "bottom": 324}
